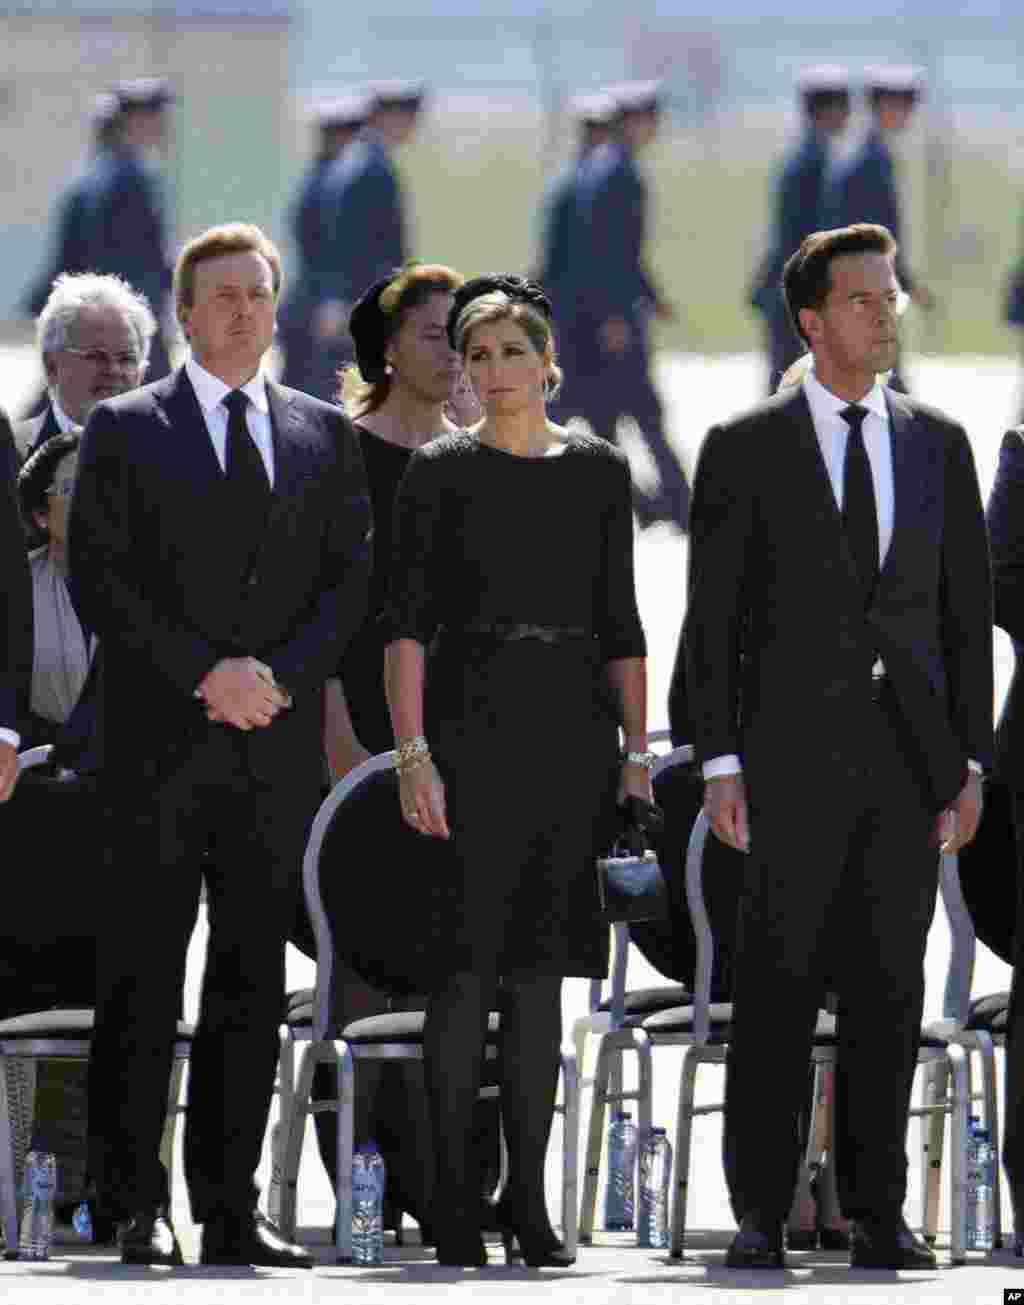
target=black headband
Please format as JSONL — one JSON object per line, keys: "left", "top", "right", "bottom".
{"left": 446, "top": 275, "right": 552, "bottom": 350}
{"left": 348, "top": 271, "right": 404, "bottom": 384}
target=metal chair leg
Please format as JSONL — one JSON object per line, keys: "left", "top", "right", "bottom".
{"left": 159, "top": 1057, "right": 186, "bottom": 1206}
{"left": 669, "top": 1047, "right": 701, "bottom": 1259}
{"left": 279, "top": 1041, "right": 322, "bottom": 1239}
{"left": 559, "top": 1046, "right": 579, "bottom": 1255}
{"left": 922, "top": 1058, "right": 947, "bottom": 1243}
{"left": 578, "top": 1035, "right": 614, "bottom": 1244}
{"left": 333, "top": 1042, "right": 355, "bottom": 1263}
{"left": 0, "top": 1059, "right": 19, "bottom": 1257}
{"left": 976, "top": 1033, "right": 1002, "bottom": 1247}
{"left": 948, "top": 1043, "right": 969, "bottom": 1265}
{"left": 267, "top": 1035, "right": 296, "bottom": 1224}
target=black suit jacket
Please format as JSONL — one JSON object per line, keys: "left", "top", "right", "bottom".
{"left": 67, "top": 368, "right": 371, "bottom": 793}
{"left": 682, "top": 384, "right": 992, "bottom": 811}
{"left": 14, "top": 405, "right": 60, "bottom": 462}
{"left": 986, "top": 425, "right": 1024, "bottom": 784}
{"left": 0, "top": 409, "right": 33, "bottom": 736}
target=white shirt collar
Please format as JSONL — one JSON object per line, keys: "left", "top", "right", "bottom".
{"left": 51, "top": 395, "right": 79, "bottom": 433}
{"left": 185, "top": 356, "right": 270, "bottom": 415}
{"left": 802, "top": 365, "right": 887, "bottom": 425}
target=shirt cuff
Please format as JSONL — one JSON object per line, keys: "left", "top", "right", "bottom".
{"left": 967, "top": 759, "right": 983, "bottom": 776}
{"left": 703, "top": 754, "right": 742, "bottom": 780}
{"left": 0, "top": 728, "right": 21, "bottom": 750}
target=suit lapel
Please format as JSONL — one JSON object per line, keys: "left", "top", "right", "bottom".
{"left": 262, "top": 381, "right": 307, "bottom": 535}
{"left": 154, "top": 367, "right": 225, "bottom": 485}
{"left": 878, "top": 387, "right": 918, "bottom": 586}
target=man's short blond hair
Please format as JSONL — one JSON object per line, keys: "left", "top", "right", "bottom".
{"left": 174, "top": 222, "right": 282, "bottom": 321}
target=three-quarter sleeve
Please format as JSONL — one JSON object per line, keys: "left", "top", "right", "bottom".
{"left": 597, "top": 453, "right": 647, "bottom": 661}
{"left": 383, "top": 448, "right": 442, "bottom": 646}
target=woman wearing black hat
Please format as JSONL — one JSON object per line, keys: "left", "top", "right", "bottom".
{"left": 384, "top": 276, "right": 650, "bottom": 1266}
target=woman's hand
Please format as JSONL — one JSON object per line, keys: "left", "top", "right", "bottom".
{"left": 399, "top": 759, "right": 450, "bottom": 839}
{"left": 618, "top": 759, "right": 653, "bottom": 807}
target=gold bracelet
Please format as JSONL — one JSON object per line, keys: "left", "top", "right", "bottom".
{"left": 396, "top": 750, "right": 432, "bottom": 778}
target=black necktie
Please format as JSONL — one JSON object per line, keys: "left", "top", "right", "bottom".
{"left": 840, "top": 403, "right": 879, "bottom": 594}
{"left": 223, "top": 389, "right": 270, "bottom": 502}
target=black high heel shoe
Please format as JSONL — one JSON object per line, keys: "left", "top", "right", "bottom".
{"left": 494, "top": 1197, "right": 576, "bottom": 1268}
{"left": 432, "top": 1206, "right": 488, "bottom": 1268}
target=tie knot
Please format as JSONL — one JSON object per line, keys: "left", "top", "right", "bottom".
{"left": 840, "top": 403, "right": 868, "bottom": 435}
{"left": 224, "top": 389, "right": 249, "bottom": 417}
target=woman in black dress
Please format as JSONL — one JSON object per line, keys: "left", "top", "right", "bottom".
{"left": 384, "top": 275, "right": 651, "bottom": 1266}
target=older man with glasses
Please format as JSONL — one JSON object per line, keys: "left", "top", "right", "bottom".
{"left": 14, "top": 271, "right": 156, "bottom": 460}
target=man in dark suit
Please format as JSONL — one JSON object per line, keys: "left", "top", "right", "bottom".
{"left": 749, "top": 66, "right": 850, "bottom": 393}
{"left": 15, "top": 271, "right": 156, "bottom": 460}
{"left": 278, "top": 94, "right": 369, "bottom": 399}
{"left": 0, "top": 407, "right": 32, "bottom": 802}
{"left": 821, "top": 67, "right": 932, "bottom": 392}
{"left": 535, "top": 92, "right": 616, "bottom": 427}
{"left": 574, "top": 81, "right": 689, "bottom": 530}
{"left": 68, "top": 222, "right": 371, "bottom": 1267}
{"left": 683, "top": 223, "right": 992, "bottom": 1270}
{"left": 313, "top": 81, "right": 424, "bottom": 389}
{"left": 984, "top": 422, "right": 1024, "bottom": 1244}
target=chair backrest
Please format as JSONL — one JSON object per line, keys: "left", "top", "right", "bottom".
{"left": 302, "top": 751, "right": 396, "bottom": 1042}
{"left": 16, "top": 746, "right": 53, "bottom": 775}
{"left": 593, "top": 744, "right": 695, "bottom": 1030}
{"left": 684, "top": 817, "right": 978, "bottom": 1043}
{"left": 937, "top": 851, "right": 976, "bottom": 1027}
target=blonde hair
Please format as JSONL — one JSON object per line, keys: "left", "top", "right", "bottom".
{"left": 453, "top": 292, "right": 562, "bottom": 399}
{"left": 339, "top": 262, "right": 464, "bottom": 419}
{"left": 174, "top": 222, "right": 282, "bottom": 320}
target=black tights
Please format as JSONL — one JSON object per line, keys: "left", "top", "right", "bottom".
{"left": 423, "top": 972, "right": 562, "bottom": 1223}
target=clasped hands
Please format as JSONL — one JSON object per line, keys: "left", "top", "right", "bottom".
{"left": 704, "top": 771, "right": 984, "bottom": 856}
{"left": 195, "top": 657, "right": 292, "bottom": 731}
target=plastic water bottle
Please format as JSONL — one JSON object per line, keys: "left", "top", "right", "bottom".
{"left": 351, "top": 1140, "right": 386, "bottom": 1265}
{"left": 18, "top": 1150, "right": 56, "bottom": 1261}
{"left": 603, "top": 1112, "right": 638, "bottom": 1232}
{"left": 965, "top": 1117, "right": 995, "bottom": 1251}
{"left": 638, "top": 1127, "right": 672, "bottom": 1248}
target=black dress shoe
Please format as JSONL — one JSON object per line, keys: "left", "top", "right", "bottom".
{"left": 200, "top": 1211, "right": 315, "bottom": 1268}
{"left": 850, "top": 1217, "right": 937, "bottom": 1270}
{"left": 725, "top": 1215, "right": 785, "bottom": 1269}
{"left": 117, "top": 1207, "right": 184, "bottom": 1266}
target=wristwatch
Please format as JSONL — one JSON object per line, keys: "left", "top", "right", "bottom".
{"left": 622, "top": 750, "right": 657, "bottom": 770}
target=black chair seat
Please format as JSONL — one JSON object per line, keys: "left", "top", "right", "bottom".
{"left": 0, "top": 1009, "right": 194, "bottom": 1040}
{"left": 641, "top": 1004, "right": 843, "bottom": 1047}
{"left": 966, "top": 991, "right": 1010, "bottom": 1035}
{"left": 284, "top": 1001, "right": 501, "bottom": 1046}
{"left": 597, "top": 984, "right": 692, "bottom": 1022}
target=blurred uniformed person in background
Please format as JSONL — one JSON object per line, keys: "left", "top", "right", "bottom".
{"left": 536, "top": 91, "right": 617, "bottom": 427}
{"left": 822, "top": 65, "right": 932, "bottom": 391}
{"left": 278, "top": 94, "right": 370, "bottom": 398}
{"left": 314, "top": 81, "right": 426, "bottom": 378}
{"left": 749, "top": 66, "right": 851, "bottom": 393}
{"left": 574, "top": 80, "right": 689, "bottom": 530}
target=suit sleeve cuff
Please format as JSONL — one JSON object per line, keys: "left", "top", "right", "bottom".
{"left": 703, "top": 754, "right": 743, "bottom": 780}
{"left": 0, "top": 728, "right": 21, "bottom": 750}
{"left": 967, "top": 759, "right": 983, "bottom": 776}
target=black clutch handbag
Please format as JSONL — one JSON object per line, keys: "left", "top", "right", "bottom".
{"left": 596, "top": 796, "right": 669, "bottom": 925}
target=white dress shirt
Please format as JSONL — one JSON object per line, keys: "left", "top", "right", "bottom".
{"left": 703, "top": 368, "right": 980, "bottom": 782}
{"left": 184, "top": 356, "right": 275, "bottom": 488}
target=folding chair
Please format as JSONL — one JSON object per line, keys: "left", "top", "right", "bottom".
{"left": 0, "top": 746, "right": 194, "bottom": 1255}
{"left": 275, "top": 751, "right": 580, "bottom": 1262}
{"left": 655, "top": 810, "right": 974, "bottom": 1263}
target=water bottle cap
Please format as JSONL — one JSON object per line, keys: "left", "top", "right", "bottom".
{"left": 614, "top": 1112, "right": 633, "bottom": 1121}
{"left": 970, "top": 1115, "right": 980, "bottom": 1125}
{"left": 651, "top": 1127, "right": 667, "bottom": 1136}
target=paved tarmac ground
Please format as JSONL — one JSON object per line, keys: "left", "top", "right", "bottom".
{"left": 2, "top": 346, "right": 1023, "bottom": 1301}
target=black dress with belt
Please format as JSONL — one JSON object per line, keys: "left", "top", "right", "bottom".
{"left": 385, "top": 430, "right": 646, "bottom": 980}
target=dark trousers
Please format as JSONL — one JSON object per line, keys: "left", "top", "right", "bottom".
{"left": 86, "top": 730, "right": 317, "bottom": 1222}
{"left": 553, "top": 312, "right": 689, "bottom": 530}
{"left": 1000, "top": 790, "right": 1024, "bottom": 1211}
{"left": 723, "top": 688, "right": 938, "bottom": 1224}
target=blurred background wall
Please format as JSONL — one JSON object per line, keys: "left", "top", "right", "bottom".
{"left": 1, "top": 0, "right": 1021, "bottom": 357}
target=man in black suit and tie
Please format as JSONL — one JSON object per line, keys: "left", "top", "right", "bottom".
{"left": 682, "top": 223, "right": 992, "bottom": 1269}
{"left": 0, "top": 406, "right": 32, "bottom": 803}
{"left": 68, "top": 222, "right": 371, "bottom": 1267}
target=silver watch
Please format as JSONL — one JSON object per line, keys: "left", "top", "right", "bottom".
{"left": 622, "top": 750, "right": 657, "bottom": 770}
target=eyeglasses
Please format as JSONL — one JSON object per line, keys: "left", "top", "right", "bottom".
{"left": 45, "top": 477, "right": 76, "bottom": 499}
{"left": 62, "top": 346, "right": 142, "bottom": 370}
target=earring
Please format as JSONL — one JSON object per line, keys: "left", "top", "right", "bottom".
{"left": 385, "top": 362, "right": 394, "bottom": 375}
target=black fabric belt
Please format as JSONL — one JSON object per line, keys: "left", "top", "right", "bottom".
{"left": 443, "top": 623, "right": 594, "bottom": 644}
